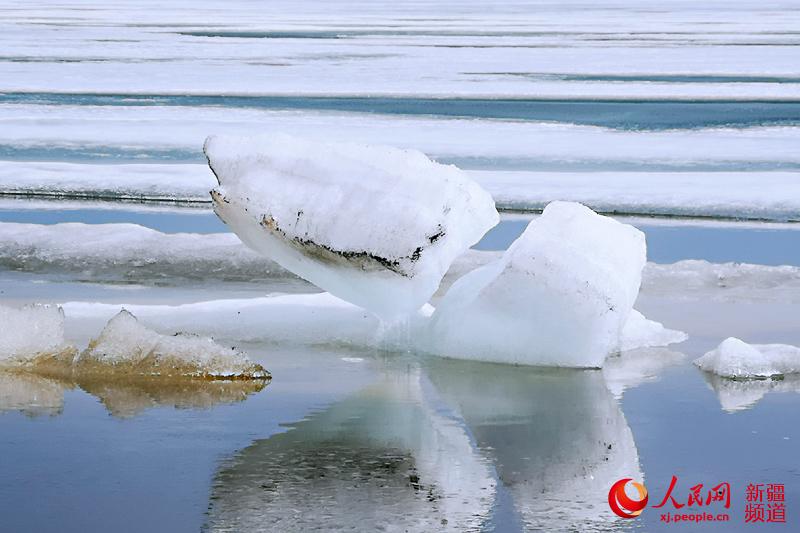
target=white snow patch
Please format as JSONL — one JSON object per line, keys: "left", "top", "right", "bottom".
{"left": 206, "top": 133, "right": 498, "bottom": 317}
{"left": 695, "top": 337, "right": 800, "bottom": 379}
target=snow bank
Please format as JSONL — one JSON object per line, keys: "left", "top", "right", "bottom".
{"left": 77, "top": 310, "right": 269, "bottom": 379}
{"left": 694, "top": 337, "right": 800, "bottom": 379}
{"left": 205, "top": 133, "right": 498, "bottom": 317}
{"left": 425, "top": 201, "right": 647, "bottom": 367}
{"left": 0, "top": 304, "right": 76, "bottom": 366}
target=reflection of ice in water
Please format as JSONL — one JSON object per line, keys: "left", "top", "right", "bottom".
{"left": 702, "top": 373, "right": 800, "bottom": 413}
{"left": 206, "top": 358, "right": 641, "bottom": 532}
{"left": 206, "top": 368, "right": 495, "bottom": 532}
{"left": 424, "top": 359, "right": 641, "bottom": 532}
{"left": 603, "top": 347, "right": 686, "bottom": 399}
{"left": 0, "top": 371, "right": 266, "bottom": 418}
{"left": 0, "top": 372, "right": 66, "bottom": 417}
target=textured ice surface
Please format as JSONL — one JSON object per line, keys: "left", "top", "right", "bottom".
{"left": 643, "top": 260, "right": 800, "bottom": 303}
{"left": 0, "top": 304, "right": 76, "bottom": 365}
{"left": 0, "top": 161, "right": 213, "bottom": 203}
{"left": 206, "top": 133, "right": 498, "bottom": 317}
{"left": 695, "top": 337, "right": 800, "bottom": 379}
{"left": 63, "top": 292, "right": 681, "bottom": 368}
{"left": 426, "top": 202, "right": 647, "bottom": 367}
{"left": 77, "top": 310, "right": 268, "bottom": 379}
{"left": 475, "top": 171, "right": 800, "bottom": 222}
{"left": 2, "top": 0, "right": 799, "bottom": 99}
{"left": 0, "top": 222, "right": 289, "bottom": 283}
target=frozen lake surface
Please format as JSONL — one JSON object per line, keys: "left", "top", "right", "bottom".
{"left": 1, "top": 0, "right": 799, "bottom": 531}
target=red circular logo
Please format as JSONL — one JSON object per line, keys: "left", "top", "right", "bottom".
{"left": 608, "top": 478, "right": 649, "bottom": 518}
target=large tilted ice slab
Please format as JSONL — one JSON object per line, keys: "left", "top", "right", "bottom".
{"left": 695, "top": 337, "right": 800, "bottom": 379}
{"left": 425, "top": 201, "right": 647, "bottom": 367}
{"left": 205, "top": 133, "right": 499, "bottom": 317}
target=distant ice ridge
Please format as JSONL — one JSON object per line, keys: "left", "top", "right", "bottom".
{"left": 0, "top": 304, "right": 268, "bottom": 380}
{"left": 695, "top": 337, "right": 800, "bottom": 379}
{"left": 424, "top": 202, "right": 650, "bottom": 367}
{"left": 205, "top": 133, "right": 499, "bottom": 318}
{"left": 4, "top": 162, "right": 800, "bottom": 222}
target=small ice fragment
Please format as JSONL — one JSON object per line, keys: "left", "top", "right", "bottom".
{"left": 205, "top": 133, "right": 499, "bottom": 318}
{"left": 77, "top": 310, "right": 269, "bottom": 380}
{"left": 0, "top": 303, "right": 77, "bottom": 367}
{"left": 426, "top": 201, "right": 646, "bottom": 367}
{"left": 620, "top": 310, "right": 687, "bottom": 352}
{"left": 694, "top": 337, "right": 800, "bottom": 379}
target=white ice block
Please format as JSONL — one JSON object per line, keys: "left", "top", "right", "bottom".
{"left": 205, "top": 133, "right": 498, "bottom": 318}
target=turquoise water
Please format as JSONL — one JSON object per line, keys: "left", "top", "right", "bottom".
{"left": 4, "top": 93, "right": 800, "bottom": 130}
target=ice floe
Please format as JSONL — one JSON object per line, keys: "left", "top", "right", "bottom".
{"left": 76, "top": 310, "right": 269, "bottom": 379}
{"left": 0, "top": 303, "right": 268, "bottom": 380}
{"left": 5, "top": 162, "right": 800, "bottom": 223}
{"left": 0, "top": 304, "right": 76, "bottom": 367}
{"left": 694, "top": 337, "right": 800, "bottom": 379}
{"left": 0, "top": 222, "right": 291, "bottom": 283}
{"left": 2, "top": 0, "right": 799, "bottom": 99}
{"left": 643, "top": 260, "right": 800, "bottom": 303}
{"left": 206, "top": 133, "right": 498, "bottom": 317}
{"left": 425, "top": 202, "right": 647, "bottom": 367}
{"left": 620, "top": 310, "right": 688, "bottom": 352}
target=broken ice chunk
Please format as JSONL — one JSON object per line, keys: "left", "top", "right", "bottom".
{"left": 620, "top": 309, "right": 687, "bottom": 352}
{"left": 77, "top": 310, "right": 269, "bottom": 380}
{"left": 204, "top": 133, "right": 499, "bottom": 318}
{"left": 694, "top": 337, "right": 800, "bottom": 379}
{"left": 426, "top": 201, "right": 646, "bottom": 367}
{"left": 0, "top": 304, "right": 77, "bottom": 367}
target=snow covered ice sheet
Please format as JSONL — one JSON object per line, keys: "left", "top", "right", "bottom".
{"left": 206, "top": 133, "right": 498, "bottom": 317}
{"left": 695, "top": 337, "right": 800, "bottom": 379}
{"left": 2, "top": 0, "right": 800, "bottom": 99}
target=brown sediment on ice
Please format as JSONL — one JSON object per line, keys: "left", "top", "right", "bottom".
{"left": 210, "top": 188, "right": 448, "bottom": 279}
{"left": 0, "top": 309, "right": 270, "bottom": 382}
